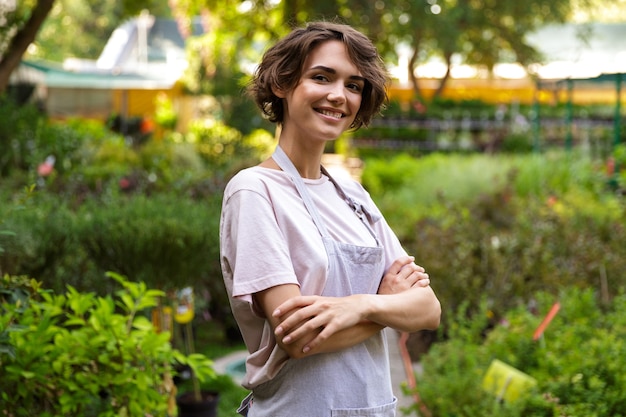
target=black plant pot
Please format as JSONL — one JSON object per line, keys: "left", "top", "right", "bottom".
{"left": 176, "top": 391, "right": 220, "bottom": 417}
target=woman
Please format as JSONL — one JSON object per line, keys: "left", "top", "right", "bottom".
{"left": 220, "top": 21, "right": 441, "bottom": 416}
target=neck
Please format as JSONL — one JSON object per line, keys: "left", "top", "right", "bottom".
{"left": 277, "top": 139, "right": 324, "bottom": 180}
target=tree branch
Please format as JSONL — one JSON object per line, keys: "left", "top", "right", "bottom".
{"left": 0, "top": 0, "right": 56, "bottom": 93}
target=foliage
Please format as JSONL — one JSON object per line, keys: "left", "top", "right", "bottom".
{"left": 176, "top": 372, "right": 249, "bottom": 416}
{"left": 26, "top": 0, "right": 172, "bottom": 62}
{"left": 613, "top": 143, "right": 626, "bottom": 191}
{"left": 186, "top": 119, "right": 273, "bottom": 177}
{"left": 0, "top": 112, "right": 273, "bottom": 344}
{"left": 0, "top": 272, "right": 216, "bottom": 417}
{"left": 72, "top": 193, "right": 222, "bottom": 292}
{"left": 0, "top": 194, "right": 79, "bottom": 288}
{"left": 410, "top": 288, "right": 626, "bottom": 417}
{"left": 0, "top": 97, "right": 45, "bottom": 177}
{"left": 179, "top": 28, "right": 273, "bottom": 134}
{"left": 362, "top": 151, "right": 609, "bottom": 235}
{"left": 199, "top": 0, "right": 600, "bottom": 102}
{"left": 0, "top": 99, "right": 97, "bottom": 185}
{"left": 0, "top": 185, "right": 34, "bottom": 259}
{"left": 154, "top": 92, "right": 178, "bottom": 131}
{"left": 362, "top": 151, "right": 626, "bottom": 334}
{"left": 0, "top": 101, "right": 273, "bottom": 202}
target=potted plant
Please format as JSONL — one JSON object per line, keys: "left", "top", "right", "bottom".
{"left": 173, "top": 286, "right": 220, "bottom": 417}
{"left": 0, "top": 271, "right": 216, "bottom": 416}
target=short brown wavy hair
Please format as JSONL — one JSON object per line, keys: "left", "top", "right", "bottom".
{"left": 247, "top": 21, "right": 389, "bottom": 130}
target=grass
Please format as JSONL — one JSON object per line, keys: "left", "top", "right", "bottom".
{"left": 361, "top": 149, "right": 607, "bottom": 240}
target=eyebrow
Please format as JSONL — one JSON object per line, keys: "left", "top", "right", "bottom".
{"left": 309, "top": 65, "right": 366, "bottom": 82}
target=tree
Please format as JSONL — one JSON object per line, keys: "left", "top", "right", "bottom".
{"left": 0, "top": 0, "right": 172, "bottom": 93}
{"left": 0, "top": 0, "right": 55, "bottom": 94}
{"left": 366, "top": 0, "right": 601, "bottom": 103}
{"left": 30, "top": 0, "right": 174, "bottom": 62}
{"left": 181, "top": 0, "right": 603, "bottom": 104}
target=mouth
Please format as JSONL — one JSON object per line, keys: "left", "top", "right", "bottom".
{"left": 315, "top": 108, "right": 345, "bottom": 119}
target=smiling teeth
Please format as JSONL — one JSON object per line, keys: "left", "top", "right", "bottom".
{"left": 319, "top": 109, "right": 343, "bottom": 119}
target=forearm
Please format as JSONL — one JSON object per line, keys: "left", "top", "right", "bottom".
{"left": 296, "top": 320, "right": 384, "bottom": 357}
{"left": 254, "top": 284, "right": 382, "bottom": 358}
{"left": 364, "top": 286, "right": 441, "bottom": 332}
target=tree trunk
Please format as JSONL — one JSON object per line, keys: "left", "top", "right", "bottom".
{"left": 0, "top": 0, "right": 55, "bottom": 94}
{"left": 408, "top": 40, "right": 423, "bottom": 103}
{"left": 432, "top": 50, "right": 453, "bottom": 101}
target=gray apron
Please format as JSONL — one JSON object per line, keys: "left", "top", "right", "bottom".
{"left": 239, "top": 146, "right": 397, "bottom": 417}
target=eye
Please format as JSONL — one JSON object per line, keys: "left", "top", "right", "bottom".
{"left": 312, "top": 74, "right": 329, "bottom": 82}
{"left": 347, "top": 82, "right": 363, "bottom": 93}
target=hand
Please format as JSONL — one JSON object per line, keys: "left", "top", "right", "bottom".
{"left": 272, "top": 294, "right": 368, "bottom": 354}
{"left": 378, "top": 256, "right": 430, "bottom": 295}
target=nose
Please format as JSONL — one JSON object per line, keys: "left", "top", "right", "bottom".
{"left": 327, "top": 82, "right": 346, "bottom": 104}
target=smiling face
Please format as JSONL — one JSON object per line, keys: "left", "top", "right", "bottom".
{"left": 276, "top": 40, "right": 364, "bottom": 145}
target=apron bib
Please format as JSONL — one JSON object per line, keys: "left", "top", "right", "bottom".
{"left": 240, "top": 147, "right": 396, "bottom": 417}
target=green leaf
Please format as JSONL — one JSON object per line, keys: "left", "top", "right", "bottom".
{"left": 131, "top": 316, "right": 154, "bottom": 331}
{"left": 119, "top": 293, "right": 135, "bottom": 312}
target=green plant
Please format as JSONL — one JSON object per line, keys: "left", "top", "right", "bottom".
{"left": 73, "top": 194, "right": 222, "bottom": 292}
{"left": 0, "top": 194, "right": 79, "bottom": 287}
{"left": 410, "top": 288, "right": 626, "bottom": 417}
{"left": 0, "top": 97, "right": 43, "bottom": 177}
{"left": 154, "top": 93, "right": 179, "bottom": 131}
{"left": 185, "top": 120, "right": 273, "bottom": 179}
{"left": 0, "top": 272, "right": 215, "bottom": 417}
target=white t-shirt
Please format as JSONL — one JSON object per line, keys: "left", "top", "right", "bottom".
{"left": 219, "top": 166, "right": 407, "bottom": 388}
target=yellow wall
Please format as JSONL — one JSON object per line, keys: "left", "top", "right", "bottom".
{"left": 389, "top": 78, "right": 625, "bottom": 106}
{"left": 112, "top": 87, "right": 181, "bottom": 118}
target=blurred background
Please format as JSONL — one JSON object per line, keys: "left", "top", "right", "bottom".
{"left": 2, "top": 1, "right": 626, "bottom": 416}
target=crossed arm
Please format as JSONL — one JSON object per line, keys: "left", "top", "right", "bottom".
{"left": 253, "top": 256, "right": 441, "bottom": 359}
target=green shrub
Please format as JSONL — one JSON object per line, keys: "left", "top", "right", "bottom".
{"left": 73, "top": 193, "right": 222, "bottom": 292}
{"left": 361, "top": 151, "right": 626, "bottom": 335}
{"left": 0, "top": 97, "right": 43, "bottom": 177}
{"left": 0, "top": 189, "right": 241, "bottom": 342}
{"left": 411, "top": 288, "right": 626, "bottom": 417}
{"left": 0, "top": 272, "right": 215, "bottom": 417}
{"left": 0, "top": 99, "right": 92, "bottom": 180}
{"left": 187, "top": 120, "right": 252, "bottom": 174}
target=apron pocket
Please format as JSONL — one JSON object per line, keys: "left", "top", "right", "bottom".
{"left": 330, "top": 397, "right": 397, "bottom": 417}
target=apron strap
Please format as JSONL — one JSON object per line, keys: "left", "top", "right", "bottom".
{"left": 272, "top": 146, "right": 380, "bottom": 246}
{"left": 321, "top": 165, "right": 381, "bottom": 246}
{"left": 272, "top": 146, "right": 331, "bottom": 238}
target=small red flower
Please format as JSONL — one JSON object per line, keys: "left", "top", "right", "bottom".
{"left": 37, "top": 155, "right": 56, "bottom": 177}
{"left": 119, "top": 177, "right": 131, "bottom": 190}
{"left": 606, "top": 157, "right": 615, "bottom": 176}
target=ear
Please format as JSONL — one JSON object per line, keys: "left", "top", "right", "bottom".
{"left": 272, "top": 85, "right": 286, "bottom": 98}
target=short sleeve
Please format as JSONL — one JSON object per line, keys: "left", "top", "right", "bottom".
{"left": 220, "top": 186, "right": 299, "bottom": 301}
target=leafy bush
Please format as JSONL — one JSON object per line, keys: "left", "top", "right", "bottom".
{"left": 73, "top": 193, "right": 222, "bottom": 292}
{"left": 613, "top": 143, "right": 626, "bottom": 191}
{"left": 0, "top": 98, "right": 91, "bottom": 180}
{"left": 410, "top": 288, "right": 626, "bottom": 417}
{"left": 0, "top": 272, "right": 215, "bottom": 417}
{"left": 0, "top": 97, "right": 43, "bottom": 177}
{"left": 0, "top": 189, "right": 241, "bottom": 342}
{"left": 186, "top": 119, "right": 273, "bottom": 177}
{"left": 362, "top": 151, "right": 626, "bottom": 335}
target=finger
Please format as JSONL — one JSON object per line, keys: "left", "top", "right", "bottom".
{"left": 302, "top": 325, "right": 334, "bottom": 354}
{"left": 275, "top": 306, "right": 317, "bottom": 336}
{"left": 416, "top": 278, "right": 430, "bottom": 287}
{"left": 281, "top": 318, "right": 323, "bottom": 344}
{"left": 273, "top": 296, "right": 315, "bottom": 318}
{"left": 388, "top": 256, "right": 415, "bottom": 274}
{"left": 406, "top": 262, "right": 425, "bottom": 274}
{"left": 413, "top": 271, "right": 430, "bottom": 287}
